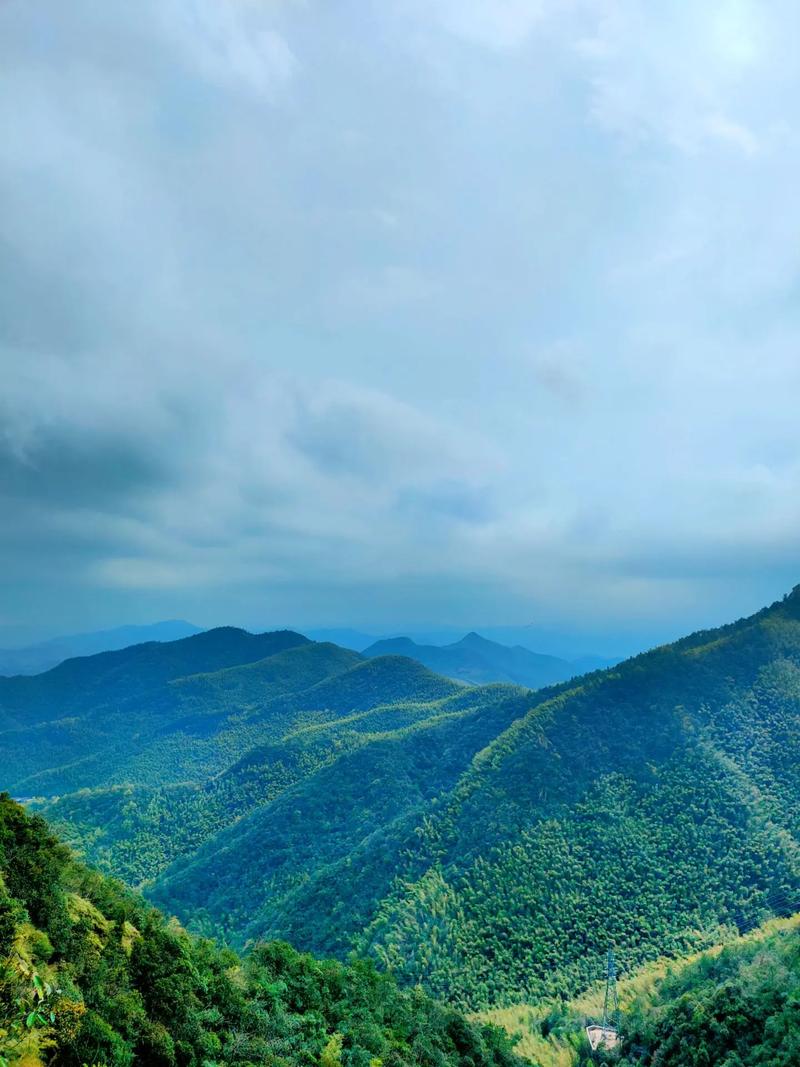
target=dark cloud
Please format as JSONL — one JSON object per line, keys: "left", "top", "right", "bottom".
{"left": 0, "top": 426, "right": 170, "bottom": 507}
{"left": 1, "top": 0, "right": 799, "bottom": 644}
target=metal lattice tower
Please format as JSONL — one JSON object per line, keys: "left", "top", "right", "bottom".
{"left": 586, "top": 948, "right": 621, "bottom": 1051}
{"left": 601, "top": 948, "right": 620, "bottom": 1033}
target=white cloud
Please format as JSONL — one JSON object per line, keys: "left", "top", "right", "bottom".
{"left": 161, "top": 0, "right": 297, "bottom": 97}
{"left": 704, "top": 113, "right": 759, "bottom": 154}
{"left": 578, "top": 1, "right": 770, "bottom": 154}
{"left": 328, "top": 267, "right": 438, "bottom": 318}
{"left": 425, "top": 0, "right": 548, "bottom": 50}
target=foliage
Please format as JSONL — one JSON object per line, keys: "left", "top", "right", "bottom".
{"left": 0, "top": 794, "right": 522, "bottom": 1067}
{"left": 7, "top": 590, "right": 800, "bottom": 1013}
{"left": 140, "top": 589, "right": 800, "bottom": 1010}
{"left": 0, "top": 953, "right": 60, "bottom": 1067}
{"left": 0, "top": 629, "right": 319, "bottom": 794}
{"left": 478, "top": 917, "right": 800, "bottom": 1067}
{"left": 612, "top": 919, "right": 800, "bottom": 1066}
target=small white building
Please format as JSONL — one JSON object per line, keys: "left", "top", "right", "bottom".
{"left": 586, "top": 1023, "right": 620, "bottom": 1051}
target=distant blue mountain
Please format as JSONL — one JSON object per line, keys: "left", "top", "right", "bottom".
{"left": 362, "top": 631, "right": 577, "bottom": 689}
{"left": 0, "top": 619, "right": 203, "bottom": 676}
{"left": 302, "top": 628, "right": 379, "bottom": 652}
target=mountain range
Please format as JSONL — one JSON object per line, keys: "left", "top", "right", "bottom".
{"left": 3, "top": 586, "right": 800, "bottom": 1019}
{"left": 0, "top": 619, "right": 202, "bottom": 676}
{"left": 1, "top": 621, "right": 616, "bottom": 685}
{"left": 362, "top": 631, "right": 578, "bottom": 688}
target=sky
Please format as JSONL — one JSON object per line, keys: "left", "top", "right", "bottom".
{"left": 2, "top": 0, "right": 800, "bottom": 653}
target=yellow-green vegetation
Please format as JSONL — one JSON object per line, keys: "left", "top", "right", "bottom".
{"left": 0, "top": 794, "right": 522, "bottom": 1067}
{"left": 478, "top": 915, "right": 800, "bottom": 1067}
{"left": 0, "top": 921, "right": 62, "bottom": 1067}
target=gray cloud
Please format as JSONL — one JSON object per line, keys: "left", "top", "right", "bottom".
{"left": 1, "top": 0, "right": 799, "bottom": 646}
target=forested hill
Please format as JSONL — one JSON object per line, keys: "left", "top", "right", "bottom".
{"left": 0, "top": 794, "right": 522, "bottom": 1067}
{"left": 0, "top": 626, "right": 310, "bottom": 729}
{"left": 0, "top": 629, "right": 355, "bottom": 795}
{"left": 0, "top": 620, "right": 203, "bottom": 677}
{"left": 9, "top": 588, "right": 800, "bottom": 1020}
{"left": 152, "top": 586, "right": 800, "bottom": 1010}
{"left": 612, "top": 916, "right": 800, "bottom": 1067}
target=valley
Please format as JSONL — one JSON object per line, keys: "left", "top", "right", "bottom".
{"left": 2, "top": 587, "right": 800, "bottom": 1039}
{"left": 5, "top": 0, "right": 797, "bottom": 1062}
{"left": 480, "top": 912, "right": 800, "bottom": 1066}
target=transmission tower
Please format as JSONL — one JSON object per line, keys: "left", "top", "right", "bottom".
{"left": 586, "top": 948, "right": 621, "bottom": 1051}
{"left": 601, "top": 948, "right": 620, "bottom": 1033}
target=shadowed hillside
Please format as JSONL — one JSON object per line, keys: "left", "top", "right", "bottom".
{"left": 0, "top": 629, "right": 341, "bottom": 794}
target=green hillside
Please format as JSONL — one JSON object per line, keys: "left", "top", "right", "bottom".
{"left": 148, "top": 689, "right": 530, "bottom": 944}
{"left": 146, "top": 587, "right": 800, "bottom": 1011}
{"left": 40, "top": 683, "right": 510, "bottom": 888}
{"left": 0, "top": 627, "right": 307, "bottom": 728}
{"left": 170, "top": 641, "right": 363, "bottom": 720}
{"left": 613, "top": 916, "right": 800, "bottom": 1066}
{"left": 481, "top": 914, "right": 800, "bottom": 1067}
{"left": 0, "top": 621, "right": 203, "bottom": 677}
{"left": 0, "top": 794, "right": 521, "bottom": 1067}
{"left": 8, "top": 588, "right": 800, "bottom": 1020}
{"left": 0, "top": 632, "right": 352, "bottom": 795}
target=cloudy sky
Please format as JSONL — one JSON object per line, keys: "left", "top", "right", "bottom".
{"left": 2, "top": 0, "right": 800, "bottom": 651}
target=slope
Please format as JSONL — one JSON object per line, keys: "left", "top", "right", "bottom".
{"left": 352, "top": 586, "right": 800, "bottom": 1007}
{"left": 34, "top": 656, "right": 469, "bottom": 884}
{"left": 0, "top": 626, "right": 308, "bottom": 729}
{"left": 152, "top": 587, "right": 800, "bottom": 1012}
{"left": 481, "top": 913, "right": 800, "bottom": 1067}
{"left": 0, "top": 620, "right": 203, "bottom": 677}
{"left": 16, "top": 587, "right": 800, "bottom": 1018}
{"left": 0, "top": 631, "right": 354, "bottom": 796}
{"left": 0, "top": 793, "right": 521, "bottom": 1067}
{"left": 148, "top": 685, "right": 530, "bottom": 943}
{"left": 612, "top": 914, "right": 800, "bottom": 1067}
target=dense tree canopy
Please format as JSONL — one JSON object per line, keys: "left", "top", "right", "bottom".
{"left": 0, "top": 794, "right": 522, "bottom": 1067}
{"left": 613, "top": 920, "right": 800, "bottom": 1066}
{"left": 6, "top": 589, "right": 800, "bottom": 1013}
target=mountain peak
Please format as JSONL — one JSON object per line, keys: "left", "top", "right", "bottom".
{"left": 457, "top": 631, "right": 492, "bottom": 647}
{"left": 361, "top": 636, "right": 419, "bottom": 656}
